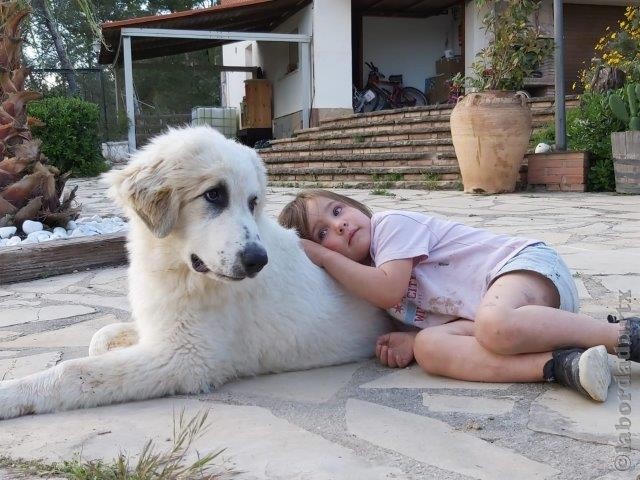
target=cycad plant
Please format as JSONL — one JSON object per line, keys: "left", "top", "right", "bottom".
{"left": 0, "top": 0, "right": 79, "bottom": 231}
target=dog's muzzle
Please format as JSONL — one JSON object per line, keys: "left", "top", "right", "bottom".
{"left": 239, "top": 242, "right": 268, "bottom": 277}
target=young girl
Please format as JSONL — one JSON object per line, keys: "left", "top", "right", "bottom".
{"left": 278, "top": 189, "right": 639, "bottom": 402}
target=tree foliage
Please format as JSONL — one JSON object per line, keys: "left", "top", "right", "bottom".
{"left": 25, "top": 0, "right": 222, "bottom": 139}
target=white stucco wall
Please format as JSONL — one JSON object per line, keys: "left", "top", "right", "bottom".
{"left": 312, "top": 0, "right": 352, "bottom": 110}
{"left": 221, "top": 6, "right": 312, "bottom": 120}
{"left": 362, "top": 11, "right": 461, "bottom": 92}
{"left": 221, "top": 41, "right": 254, "bottom": 110}
{"left": 464, "top": 0, "right": 489, "bottom": 79}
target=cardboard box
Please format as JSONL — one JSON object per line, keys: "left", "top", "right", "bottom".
{"left": 436, "top": 57, "right": 463, "bottom": 77}
{"left": 428, "top": 75, "right": 450, "bottom": 104}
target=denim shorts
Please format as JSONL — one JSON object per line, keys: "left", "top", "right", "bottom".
{"left": 491, "top": 242, "right": 580, "bottom": 313}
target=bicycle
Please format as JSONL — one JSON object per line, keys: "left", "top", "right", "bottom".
{"left": 352, "top": 84, "right": 383, "bottom": 113}
{"left": 361, "top": 62, "right": 427, "bottom": 111}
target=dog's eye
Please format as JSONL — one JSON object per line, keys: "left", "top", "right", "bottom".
{"left": 249, "top": 196, "right": 258, "bottom": 213}
{"left": 204, "top": 188, "right": 221, "bottom": 203}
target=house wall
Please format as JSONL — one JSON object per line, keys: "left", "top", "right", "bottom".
{"left": 463, "top": 0, "right": 489, "bottom": 80}
{"left": 362, "top": 12, "right": 461, "bottom": 92}
{"left": 312, "top": 0, "right": 353, "bottom": 116}
{"left": 221, "top": 6, "right": 312, "bottom": 137}
{"left": 222, "top": 2, "right": 353, "bottom": 138}
{"left": 462, "top": 0, "right": 630, "bottom": 93}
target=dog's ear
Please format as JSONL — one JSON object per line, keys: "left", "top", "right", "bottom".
{"left": 104, "top": 164, "right": 179, "bottom": 238}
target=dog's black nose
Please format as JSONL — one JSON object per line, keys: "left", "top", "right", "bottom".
{"left": 240, "top": 243, "right": 268, "bottom": 276}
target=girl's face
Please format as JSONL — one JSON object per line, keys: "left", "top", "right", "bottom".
{"left": 305, "top": 196, "right": 372, "bottom": 264}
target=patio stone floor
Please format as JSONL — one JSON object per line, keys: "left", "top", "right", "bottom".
{"left": 0, "top": 178, "right": 639, "bottom": 479}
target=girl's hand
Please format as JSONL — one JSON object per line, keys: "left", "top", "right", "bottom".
{"left": 301, "top": 239, "right": 330, "bottom": 267}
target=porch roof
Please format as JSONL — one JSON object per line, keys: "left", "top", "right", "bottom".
{"left": 353, "top": 0, "right": 462, "bottom": 18}
{"left": 98, "top": 0, "right": 311, "bottom": 65}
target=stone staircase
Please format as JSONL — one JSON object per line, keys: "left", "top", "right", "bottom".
{"left": 258, "top": 96, "right": 580, "bottom": 190}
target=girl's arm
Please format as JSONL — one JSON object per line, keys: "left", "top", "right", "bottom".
{"left": 302, "top": 240, "right": 412, "bottom": 309}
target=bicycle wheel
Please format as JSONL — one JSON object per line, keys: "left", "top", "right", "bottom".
{"left": 400, "top": 87, "right": 428, "bottom": 107}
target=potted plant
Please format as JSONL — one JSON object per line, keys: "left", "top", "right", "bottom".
{"left": 450, "top": 0, "right": 554, "bottom": 194}
{"left": 609, "top": 83, "right": 640, "bottom": 194}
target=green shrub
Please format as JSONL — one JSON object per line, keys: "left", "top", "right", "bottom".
{"left": 530, "top": 91, "right": 626, "bottom": 191}
{"left": 28, "top": 97, "right": 108, "bottom": 177}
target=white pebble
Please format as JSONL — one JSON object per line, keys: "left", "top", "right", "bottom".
{"left": 66, "top": 220, "right": 77, "bottom": 230}
{"left": 27, "top": 231, "right": 52, "bottom": 242}
{"left": 6, "top": 236, "right": 21, "bottom": 246}
{"left": 53, "top": 227, "right": 67, "bottom": 237}
{"left": 0, "top": 226, "right": 17, "bottom": 239}
{"left": 22, "top": 220, "right": 43, "bottom": 234}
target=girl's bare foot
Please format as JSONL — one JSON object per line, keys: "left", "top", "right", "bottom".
{"left": 375, "top": 331, "right": 417, "bottom": 368}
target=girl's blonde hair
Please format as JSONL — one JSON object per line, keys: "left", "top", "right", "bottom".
{"left": 278, "top": 189, "right": 372, "bottom": 241}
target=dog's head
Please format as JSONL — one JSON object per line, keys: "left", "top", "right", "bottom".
{"left": 105, "top": 126, "right": 269, "bottom": 282}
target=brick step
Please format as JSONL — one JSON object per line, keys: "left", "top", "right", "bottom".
{"left": 293, "top": 124, "right": 452, "bottom": 141}
{"left": 267, "top": 165, "right": 462, "bottom": 190}
{"left": 268, "top": 165, "right": 459, "bottom": 176}
{"left": 317, "top": 105, "right": 563, "bottom": 131}
{"left": 261, "top": 151, "right": 457, "bottom": 166}
{"left": 317, "top": 95, "right": 580, "bottom": 128}
{"left": 297, "top": 109, "right": 557, "bottom": 137}
{"left": 262, "top": 138, "right": 454, "bottom": 155}
{"left": 268, "top": 179, "right": 463, "bottom": 190}
{"left": 295, "top": 115, "right": 451, "bottom": 136}
{"left": 266, "top": 119, "right": 551, "bottom": 146}
{"left": 262, "top": 156, "right": 459, "bottom": 169}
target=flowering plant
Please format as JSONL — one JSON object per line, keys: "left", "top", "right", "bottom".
{"left": 581, "top": 7, "right": 640, "bottom": 90}
{"left": 595, "top": 7, "right": 640, "bottom": 81}
{"left": 466, "top": 0, "right": 554, "bottom": 91}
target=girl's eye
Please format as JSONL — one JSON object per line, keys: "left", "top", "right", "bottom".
{"left": 318, "top": 228, "right": 327, "bottom": 242}
{"left": 333, "top": 206, "right": 342, "bottom": 216}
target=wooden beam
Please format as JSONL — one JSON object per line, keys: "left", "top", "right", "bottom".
{"left": 0, "top": 234, "right": 127, "bottom": 285}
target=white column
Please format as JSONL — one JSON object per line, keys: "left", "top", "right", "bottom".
{"left": 123, "top": 35, "right": 136, "bottom": 153}
{"left": 301, "top": 41, "right": 311, "bottom": 128}
{"left": 311, "top": 0, "right": 352, "bottom": 110}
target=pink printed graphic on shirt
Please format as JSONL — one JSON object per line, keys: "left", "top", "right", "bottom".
{"left": 388, "top": 275, "right": 429, "bottom": 325}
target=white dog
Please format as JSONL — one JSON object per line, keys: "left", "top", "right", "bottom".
{"left": 0, "top": 126, "right": 391, "bottom": 419}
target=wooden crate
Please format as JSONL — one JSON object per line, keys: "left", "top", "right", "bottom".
{"left": 243, "top": 79, "right": 272, "bottom": 129}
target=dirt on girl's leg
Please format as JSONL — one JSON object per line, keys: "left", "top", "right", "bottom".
{"left": 474, "top": 271, "right": 619, "bottom": 355}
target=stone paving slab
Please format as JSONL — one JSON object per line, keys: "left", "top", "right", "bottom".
{"left": 1, "top": 184, "right": 640, "bottom": 479}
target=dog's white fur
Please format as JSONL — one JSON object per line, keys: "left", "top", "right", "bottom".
{"left": 0, "top": 126, "right": 391, "bottom": 419}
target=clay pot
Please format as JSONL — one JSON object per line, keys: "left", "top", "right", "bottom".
{"left": 450, "top": 90, "right": 532, "bottom": 194}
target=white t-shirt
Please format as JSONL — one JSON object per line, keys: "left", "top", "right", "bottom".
{"left": 369, "top": 211, "right": 540, "bottom": 328}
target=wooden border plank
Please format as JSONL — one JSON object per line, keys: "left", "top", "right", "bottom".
{"left": 0, "top": 233, "right": 128, "bottom": 285}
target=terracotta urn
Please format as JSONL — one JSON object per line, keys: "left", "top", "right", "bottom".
{"left": 450, "top": 90, "right": 532, "bottom": 194}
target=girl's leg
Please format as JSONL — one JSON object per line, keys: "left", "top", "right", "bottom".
{"left": 412, "top": 320, "right": 551, "bottom": 382}
{"left": 473, "top": 271, "right": 620, "bottom": 355}
{"left": 413, "top": 319, "right": 611, "bottom": 401}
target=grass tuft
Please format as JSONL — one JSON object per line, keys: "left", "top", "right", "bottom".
{"left": 0, "top": 409, "right": 235, "bottom": 479}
